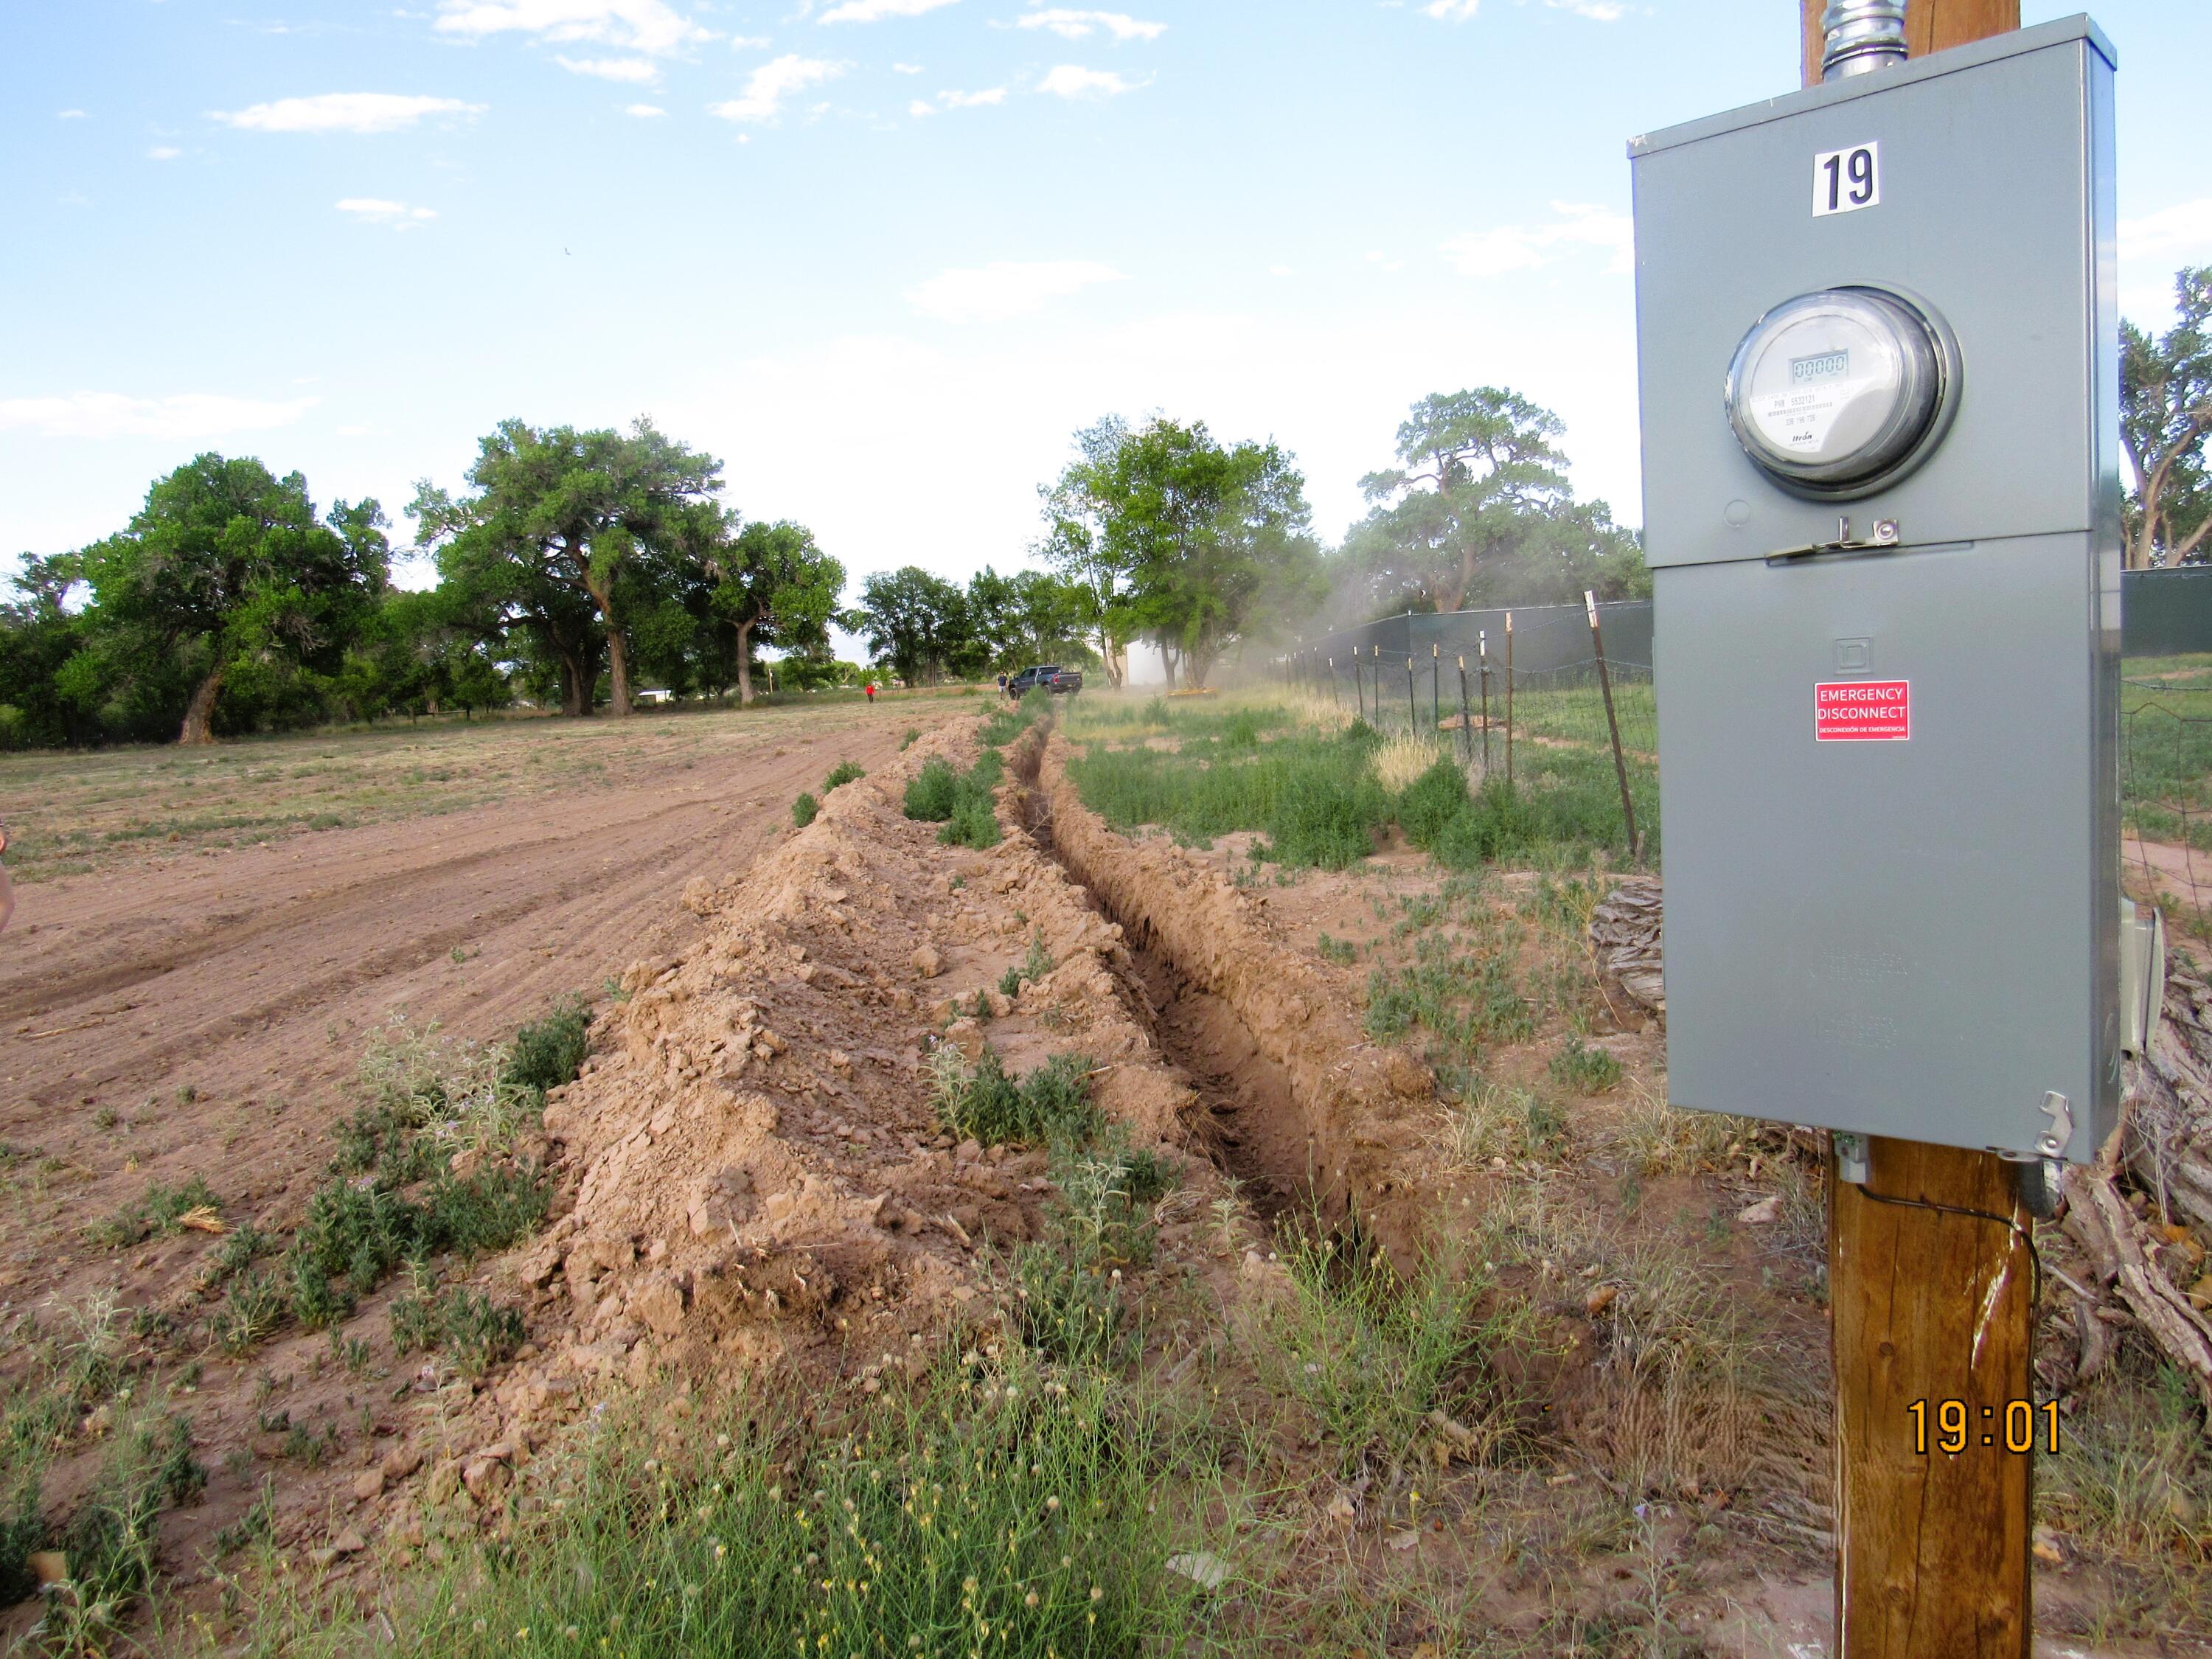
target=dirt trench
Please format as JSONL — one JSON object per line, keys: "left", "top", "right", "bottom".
{"left": 1007, "top": 724, "right": 1437, "bottom": 1256}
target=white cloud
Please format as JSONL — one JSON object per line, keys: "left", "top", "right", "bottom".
{"left": 1015, "top": 9, "right": 1165, "bottom": 41}
{"left": 708, "top": 54, "right": 844, "bottom": 122}
{"left": 940, "top": 86, "right": 1005, "bottom": 106}
{"left": 817, "top": 0, "right": 955, "bottom": 20}
{"left": 57, "top": 108, "right": 87, "bottom": 119}
{"left": 1546, "top": 0, "right": 1625, "bottom": 16}
{"left": 1036, "top": 63, "right": 1139, "bottom": 98}
{"left": 905, "top": 260, "right": 1125, "bottom": 322}
{"left": 1441, "top": 201, "right": 1631, "bottom": 276}
{"left": 147, "top": 145, "right": 182, "bottom": 160}
{"left": 2121, "top": 199, "right": 2212, "bottom": 265}
{"left": 1422, "top": 0, "right": 1479, "bottom": 17}
{"left": 0, "top": 392, "right": 321, "bottom": 441}
{"left": 432, "top": 0, "right": 709, "bottom": 55}
{"left": 728, "top": 34, "right": 771, "bottom": 48}
{"left": 338, "top": 198, "right": 439, "bottom": 229}
{"left": 211, "top": 94, "right": 485, "bottom": 134}
{"left": 625, "top": 101, "right": 667, "bottom": 116}
{"left": 891, "top": 60, "right": 922, "bottom": 72}
{"left": 1268, "top": 264, "right": 1293, "bottom": 277}
{"left": 909, "top": 98, "right": 936, "bottom": 116}
{"left": 555, "top": 54, "right": 660, "bottom": 80}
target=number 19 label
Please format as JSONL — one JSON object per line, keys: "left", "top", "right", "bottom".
{"left": 1814, "top": 142, "right": 1880, "bottom": 217}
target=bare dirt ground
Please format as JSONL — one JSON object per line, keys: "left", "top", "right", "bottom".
{"left": 0, "top": 695, "right": 964, "bottom": 1604}
{"left": 2, "top": 695, "right": 2197, "bottom": 1657}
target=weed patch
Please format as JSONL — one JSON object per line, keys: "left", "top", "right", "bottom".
{"left": 1549, "top": 1034, "right": 1623, "bottom": 1094}
{"left": 504, "top": 995, "right": 591, "bottom": 1100}
{"left": 790, "top": 790, "right": 818, "bottom": 827}
{"left": 390, "top": 1283, "right": 527, "bottom": 1377}
{"left": 928, "top": 1048, "right": 1101, "bottom": 1149}
{"left": 820, "top": 759, "right": 864, "bottom": 793}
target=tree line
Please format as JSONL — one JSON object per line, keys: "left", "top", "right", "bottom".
{"left": 0, "top": 387, "right": 1646, "bottom": 747}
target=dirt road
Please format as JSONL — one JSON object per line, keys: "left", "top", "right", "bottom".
{"left": 0, "top": 701, "right": 950, "bottom": 1313}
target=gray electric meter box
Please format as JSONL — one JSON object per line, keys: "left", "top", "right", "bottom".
{"left": 1629, "top": 16, "right": 2121, "bottom": 1164}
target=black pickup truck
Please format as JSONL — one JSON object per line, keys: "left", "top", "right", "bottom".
{"left": 1009, "top": 664, "right": 1082, "bottom": 696}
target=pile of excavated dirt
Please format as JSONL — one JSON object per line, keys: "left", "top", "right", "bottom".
{"left": 504, "top": 722, "right": 1197, "bottom": 1398}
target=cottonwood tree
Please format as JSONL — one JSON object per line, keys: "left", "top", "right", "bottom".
{"left": 1034, "top": 416, "right": 1139, "bottom": 686}
{"left": 1038, "top": 415, "right": 1319, "bottom": 689}
{"left": 1123, "top": 422, "right": 1321, "bottom": 689}
{"left": 1345, "top": 387, "right": 1644, "bottom": 614}
{"left": 964, "top": 566, "right": 1097, "bottom": 672}
{"left": 74, "top": 454, "right": 389, "bottom": 743}
{"left": 857, "top": 566, "right": 973, "bottom": 685}
{"left": 411, "top": 419, "right": 721, "bottom": 717}
{"left": 2122, "top": 267, "right": 2212, "bottom": 568}
{"left": 704, "top": 518, "right": 846, "bottom": 704}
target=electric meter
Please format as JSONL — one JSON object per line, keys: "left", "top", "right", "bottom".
{"left": 1722, "top": 286, "right": 1956, "bottom": 498}
{"left": 1630, "top": 18, "right": 2121, "bottom": 1167}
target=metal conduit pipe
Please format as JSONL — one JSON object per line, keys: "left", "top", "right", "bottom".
{"left": 1820, "top": 0, "right": 1909, "bottom": 80}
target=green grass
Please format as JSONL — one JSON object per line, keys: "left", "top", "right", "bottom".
{"left": 821, "top": 759, "right": 865, "bottom": 793}
{"left": 0, "top": 1295, "right": 204, "bottom": 1641}
{"left": 232, "top": 1352, "right": 1200, "bottom": 1659}
{"left": 1062, "top": 695, "right": 1651, "bottom": 869}
{"left": 1255, "top": 1222, "right": 1526, "bottom": 1475}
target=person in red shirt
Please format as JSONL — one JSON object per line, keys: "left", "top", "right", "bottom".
{"left": 864, "top": 681, "right": 877, "bottom": 704}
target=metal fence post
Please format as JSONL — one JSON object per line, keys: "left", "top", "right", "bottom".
{"left": 1457, "top": 655, "right": 1472, "bottom": 765}
{"left": 1478, "top": 630, "right": 1491, "bottom": 774}
{"left": 1430, "top": 643, "right": 1440, "bottom": 734}
{"left": 1585, "top": 590, "right": 1639, "bottom": 860}
{"left": 1405, "top": 655, "right": 1416, "bottom": 734}
{"left": 1503, "top": 611, "right": 1514, "bottom": 791}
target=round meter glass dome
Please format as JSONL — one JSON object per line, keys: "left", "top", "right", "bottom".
{"left": 1723, "top": 287, "right": 1955, "bottom": 498}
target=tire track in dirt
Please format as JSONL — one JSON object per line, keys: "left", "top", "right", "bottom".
{"left": 0, "top": 710, "right": 941, "bottom": 1307}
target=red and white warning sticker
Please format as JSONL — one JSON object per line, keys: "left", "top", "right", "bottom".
{"left": 1814, "top": 679, "right": 1910, "bottom": 742}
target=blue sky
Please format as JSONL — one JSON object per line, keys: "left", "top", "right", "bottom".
{"left": 6, "top": 0, "right": 2210, "bottom": 616}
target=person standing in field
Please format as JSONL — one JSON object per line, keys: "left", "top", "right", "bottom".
{"left": 864, "top": 681, "right": 876, "bottom": 705}
{"left": 0, "top": 825, "right": 14, "bottom": 936}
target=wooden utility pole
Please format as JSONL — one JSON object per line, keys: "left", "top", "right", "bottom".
{"left": 1798, "top": 0, "right": 2019, "bottom": 88}
{"left": 1801, "top": 10, "right": 2034, "bottom": 1658}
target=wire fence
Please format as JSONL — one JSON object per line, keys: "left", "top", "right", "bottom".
{"left": 1276, "top": 608, "right": 2212, "bottom": 892}
{"left": 2121, "top": 659, "right": 2212, "bottom": 930}
{"left": 1280, "top": 599, "right": 1658, "bottom": 862}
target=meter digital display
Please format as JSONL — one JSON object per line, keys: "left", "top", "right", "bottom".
{"left": 1791, "top": 350, "right": 1850, "bottom": 385}
{"left": 1723, "top": 287, "right": 1957, "bottom": 498}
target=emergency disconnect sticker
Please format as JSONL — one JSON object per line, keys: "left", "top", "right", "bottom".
{"left": 1815, "top": 679, "right": 1910, "bottom": 742}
